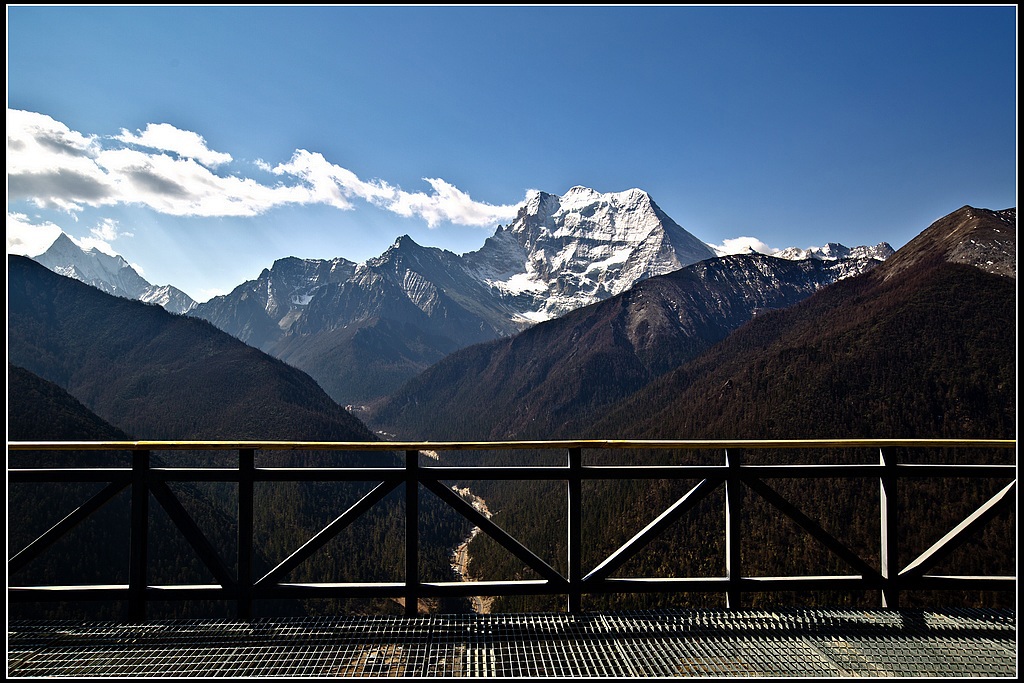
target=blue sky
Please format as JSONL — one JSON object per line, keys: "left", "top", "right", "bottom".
{"left": 7, "top": 5, "right": 1017, "bottom": 303}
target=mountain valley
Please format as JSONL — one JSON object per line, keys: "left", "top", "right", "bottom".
{"left": 9, "top": 195, "right": 1015, "bottom": 618}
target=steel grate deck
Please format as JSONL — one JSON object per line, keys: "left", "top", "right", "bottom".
{"left": 8, "top": 608, "right": 1017, "bottom": 677}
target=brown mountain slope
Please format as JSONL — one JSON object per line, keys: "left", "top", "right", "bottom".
{"left": 597, "top": 205, "right": 1016, "bottom": 440}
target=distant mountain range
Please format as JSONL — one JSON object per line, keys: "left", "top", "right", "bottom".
{"left": 30, "top": 186, "right": 894, "bottom": 408}
{"left": 7, "top": 255, "right": 375, "bottom": 442}
{"left": 369, "top": 251, "right": 892, "bottom": 440}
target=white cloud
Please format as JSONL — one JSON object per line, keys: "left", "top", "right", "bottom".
{"left": 383, "top": 177, "right": 521, "bottom": 227}
{"left": 89, "top": 217, "right": 129, "bottom": 242}
{"left": 272, "top": 150, "right": 523, "bottom": 227}
{"left": 115, "top": 122, "right": 233, "bottom": 168}
{"left": 6, "top": 212, "right": 63, "bottom": 256}
{"left": 271, "top": 149, "right": 388, "bottom": 210}
{"left": 76, "top": 217, "right": 130, "bottom": 256}
{"left": 95, "top": 146, "right": 308, "bottom": 217}
{"left": 7, "top": 109, "right": 116, "bottom": 213}
{"left": 709, "top": 236, "right": 778, "bottom": 257}
{"left": 5, "top": 212, "right": 127, "bottom": 258}
{"left": 7, "top": 108, "right": 528, "bottom": 228}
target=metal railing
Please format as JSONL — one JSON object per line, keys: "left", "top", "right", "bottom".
{"left": 7, "top": 439, "right": 1017, "bottom": 621}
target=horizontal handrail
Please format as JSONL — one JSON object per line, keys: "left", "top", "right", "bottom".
{"left": 8, "top": 438, "right": 1016, "bottom": 451}
{"left": 9, "top": 464, "right": 1017, "bottom": 480}
{"left": 7, "top": 439, "right": 1017, "bottom": 621}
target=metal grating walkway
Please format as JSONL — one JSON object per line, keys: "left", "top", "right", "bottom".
{"left": 8, "top": 608, "right": 1017, "bottom": 678}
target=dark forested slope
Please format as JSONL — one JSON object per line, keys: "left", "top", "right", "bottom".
{"left": 8, "top": 365, "right": 237, "bottom": 621}
{"left": 8, "top": 254, "right": 375, "bottom": 441}
{"left": 599, "top": 207, "right": 1016, "bottom": 440}
{"left": 7, "top": 256, "right": 472, "bottom": 618}
{"left": 8, "top": 363, "right": 132, "bottom": 442}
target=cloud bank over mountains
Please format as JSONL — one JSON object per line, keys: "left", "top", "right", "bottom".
{"left": 7, "top": 108, "right": 526, "bottom": 245}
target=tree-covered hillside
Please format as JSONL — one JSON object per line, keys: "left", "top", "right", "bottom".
{"left": 458, "top": 208, "right": 1017, "bottom": 612}
{"left": 7, "top": 258, "right": 474, "bottom": 619}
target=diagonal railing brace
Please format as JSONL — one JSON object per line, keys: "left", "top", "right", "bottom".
{"left": 584, "top": 478, "right": 720, "bottom": 583}
{"left": 745, "top": 477, "right": 883, "bottom": 582}
{"left": 900, "top": 480, "right": 1016, "bottom": 579}
{"left": 150, "top": 481, "right": 236, "bottom": 587}
{"left": 8, "top": 479, "right": 129, "bottom": 574}
{"left": 257, "top": 480, "right": 403, "bottom": 587}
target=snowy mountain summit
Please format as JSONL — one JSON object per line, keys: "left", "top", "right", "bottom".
{"left": 33, "top": 233, "right": 197, "bottom": 315}
{"left": 465, "top": 186, "right": 718, "bottom": 321}
{"left": 774, "top": 242, "right": 895, "bottom": 262}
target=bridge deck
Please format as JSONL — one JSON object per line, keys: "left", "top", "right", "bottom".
{"left": 8, "top": 608, "right": 1016, "bottom": 677}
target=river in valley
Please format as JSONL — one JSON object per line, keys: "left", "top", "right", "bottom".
{"left": 449, "top": 485, "right": 494, "bottom": 614}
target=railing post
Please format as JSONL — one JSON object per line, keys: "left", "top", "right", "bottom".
{"left": 405, "top": 450, "right": 420, "bottom": 617}
{"left": 238, "top": 448, "right": 255, "bottom": 619}
{"left": 567, "top": 447, "right": 583, "bottom": 613}
{"left": 879, "top": 447, "right": 899, "bottom": 609}
{"left": 128, "top": 449, "right": 150, "bottom": 623}
{"left": 725, "top": 448, "right": 743, "bottom": 609}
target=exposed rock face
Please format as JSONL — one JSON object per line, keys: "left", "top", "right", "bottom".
{"left": 138, "top": 284, "right": 199, "bottom": 316}
{"left": 774, "top": 242, "right": 896, "bottom": 263}
{"left": 192, "top": 256, "right": 359, "bottom": 348}
{"left": 874, "top": 206, "right": 1016, "bottom": 282}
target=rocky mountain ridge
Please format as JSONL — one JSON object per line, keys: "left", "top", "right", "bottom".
{"left": 30, "top": 186, "right": 896, "bottom": 406}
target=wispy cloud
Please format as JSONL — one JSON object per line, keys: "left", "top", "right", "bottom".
{"left": 115, "top": 123, "right": 233, "bottom": 167}
{"left": 79, "top": 217, "right": 132, "bottom": 256}
{"left": 7, "top": 110, "right": 114, "bottom": 213}
{"left": 385, "top": 177, "right": 522, "bottom": 227}
{"left": 7, "top": 109, "right": 526, "bottom": 226}
{"left": 270, "top": 150, "right": 522, "bottom": 227}
{"left": 268, "top": 149, "right": 396, "bottom": 211}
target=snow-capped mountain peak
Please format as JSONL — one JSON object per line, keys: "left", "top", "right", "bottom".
{"left": 35, "top": 233, "right": 143, "bottom": 294}
{"left": 466, "top": 186, "right": 718, "bottom": 321}
{"left": 32, "top": 232, "right": 198, "bottom": 314}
